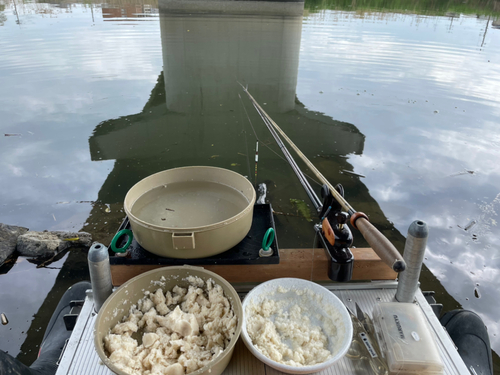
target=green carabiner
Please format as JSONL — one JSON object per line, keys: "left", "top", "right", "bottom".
{"left": 262, "top": 228, "right": 275, "bottom": 251}
{"left": 110, "top": 229, "right": 133, "bottom": 253}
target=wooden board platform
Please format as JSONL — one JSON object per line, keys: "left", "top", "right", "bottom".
{"left": 110, "top": 247, "right": 397, "bottom": 285}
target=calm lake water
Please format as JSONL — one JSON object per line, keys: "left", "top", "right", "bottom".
{"left": 1, "top": 0, "right": 499, "bottom": 370}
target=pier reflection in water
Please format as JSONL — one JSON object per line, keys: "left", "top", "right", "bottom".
{"left": 87, "top": 0, "right": 369, "bottom": 249}
{"left": 0, "top": 0, "right": 499, "bottom": 369}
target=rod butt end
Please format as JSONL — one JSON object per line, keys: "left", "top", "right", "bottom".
{"left": 393, "top": 259, "right": 406, "bottom": 273}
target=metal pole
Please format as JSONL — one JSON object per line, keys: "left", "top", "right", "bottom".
{"left": 88, "top": 242, "right": 113, "bottom": 312}
{"left": 395, "top": 220, "right": 429, "bottom": 302}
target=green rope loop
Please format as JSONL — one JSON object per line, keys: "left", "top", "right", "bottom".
{"left": 262, "top": 228, "right": 275, "bottom": 251}
{"left": 111, "top": 229, "right": 133, "bottom": 253}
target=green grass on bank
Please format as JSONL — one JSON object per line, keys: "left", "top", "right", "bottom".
{"left": 304, "top": 0, "right": 500, "bottom": 17}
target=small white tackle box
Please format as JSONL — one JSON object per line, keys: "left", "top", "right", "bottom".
{"left": 373, "top": 302, "right": 445, "bottom": 375}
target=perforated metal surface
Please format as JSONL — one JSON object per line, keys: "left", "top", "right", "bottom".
{"left": 56, "top": 281, "right": 469, "bottom": 375}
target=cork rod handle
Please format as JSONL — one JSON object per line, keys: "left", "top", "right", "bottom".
{"left": 355, "top": 217, "right": 406, "bottom": 272}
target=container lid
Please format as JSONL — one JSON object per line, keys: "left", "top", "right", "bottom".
{"left": 373, "top": 302, "right": 444, "bottom": 375}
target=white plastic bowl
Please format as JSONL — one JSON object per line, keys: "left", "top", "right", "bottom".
{"left": 241, "top": 278, "right": 353, "bottom": 374}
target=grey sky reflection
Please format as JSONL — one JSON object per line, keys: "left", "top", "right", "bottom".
{"left": 0, "top": 2, "right": 160, "bottom": 231}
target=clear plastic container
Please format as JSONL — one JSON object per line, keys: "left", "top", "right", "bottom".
{"left": 373, "top": 302, "right": 444, "bottom": 375}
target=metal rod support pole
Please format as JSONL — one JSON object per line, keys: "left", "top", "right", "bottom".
{"left": 396, "top": 220, "right": 429, "bottom": 302}
{"left": 88, "top": 242, "right": 113, "bottom": 312}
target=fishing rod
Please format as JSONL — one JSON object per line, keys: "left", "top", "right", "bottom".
{"left": 256, "top": 107, "right": 323, "bottom": 210}
{"left": 244, "top": 94, "right": 355, "bottom": 281}
{"left": 238, "top": 92, "right": 322, "bottom": 209}
{"left": 242, "top": 86, "right": 406, "bottom": 275}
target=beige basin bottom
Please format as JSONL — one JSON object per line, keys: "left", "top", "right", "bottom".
{"left": 131, "top": 180, "right": 250, "bottom": 228}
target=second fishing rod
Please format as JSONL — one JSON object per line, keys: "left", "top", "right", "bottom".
{"left": 242, "top": 86, "right": 406, "bottom": 276}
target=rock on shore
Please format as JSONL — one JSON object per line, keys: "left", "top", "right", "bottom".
{"left": 0, "top": 224, "right": 93, "bottom": 266}
{"left": 16, "top": 231, "right": 92, "bottom": 258}
{"left": 0, "top": 224, "right": 29, "bottom": 265}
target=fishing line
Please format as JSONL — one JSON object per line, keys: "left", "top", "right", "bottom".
{"left": 242, "top": 84, "right": 348, "bottom": 210}
{"left": 238, "top": 93, "right": 261, "bottom": 185}
{"left": 238, "top": 92, "right": 293, "bottom": 184}
{"left": 238, "top": 93, "right": 287, "bottom": 162}
{"left": 254, "top": 141, "right": 259, "bottom": 186}
{"left": 238, "top": 90, "right": 322, "bottom": 189}
{"left": 238, "top": 94, "right": 252, "bottom": 181}
{"left": 248, "top": 99, "right": 323, "bottom": 209}
{"left": 238, "top": 93, "right": 259, "bottom": 140}
{"left": 250, "top": 100, "right": 323, "bottom": 190}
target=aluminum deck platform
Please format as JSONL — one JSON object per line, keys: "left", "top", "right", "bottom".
{"left": 56, "top": 281, "right": 469, "bottom": 375}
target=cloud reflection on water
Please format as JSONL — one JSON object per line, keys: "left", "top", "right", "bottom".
{"left": 299, "top": 10, "right": 500, "bottom": 353}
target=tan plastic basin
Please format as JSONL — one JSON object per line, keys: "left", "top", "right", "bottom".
{"left": 124, "top": 166, "right": 256, "bottom": 258}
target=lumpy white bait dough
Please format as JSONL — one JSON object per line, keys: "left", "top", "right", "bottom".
{"left": 245, "top": 287, "right": 341, "bottom": 367}
{"left": 104, "top": 277, "right": 238, "bottom": 375}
